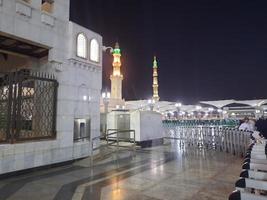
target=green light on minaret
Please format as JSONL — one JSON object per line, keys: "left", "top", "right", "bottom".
{"left": 113, "top": 42, "right": 121, "bottom": 55}
{"left": 153, "top": 56, "right": 158, "bottom": 68}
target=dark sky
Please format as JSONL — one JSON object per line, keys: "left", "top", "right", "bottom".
{"left": 70, "top": 0, "right": 267, "bottom": 104}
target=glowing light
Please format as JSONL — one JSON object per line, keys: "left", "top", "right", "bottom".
{"left": 90, "top": 39, "right": 99, "bottom": 62}
{"left": 77, "top": 33, "right": 87, "bottom": 58}
{"left": 112, "top": 43, "right": 122, "bottom": 76}
{"left": 208, "top": 107, "right": 214, "bottom": 112}
{"left": 3, "top": 87, "right": 8, "bottom": 94}
{"left": 175, "top": 103, "right": 182, "bottom": 107}
{"left": 196, "top": 105, "right": 202, "bottom": 110}
{"left": 255, "top": 110, "right": 261, "bottom": 114}
{"left": 217, "top": 109, "right": 223, "bottom": 113}
{"left": 169, "top": 111, "right": 174, "bottom": 116}
{"left": 102, "top": 92, "right": 106, "bottom": 98}
{"left": 116, "top": 105, "right": 120, "bottom": 109}
{"left": 107, "top": 92, "right": 111, "bottom": 98}
{"left": 179, "top": 111, "right": 185, "bottom": 116}
{"left": 83, "top": 95, "right": 87, "bottom": 101}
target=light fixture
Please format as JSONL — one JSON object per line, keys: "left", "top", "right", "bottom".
{"left": 83, "top": 95, "right": 87, "bottom": 101}
{"left": 208, "top": 107, "right": 214, "bottom": 112}
{"left": 175, "top": 102, "right": 182, "bottom": 107}
{"left": 102, "top": 92, "right": 106, "bottom": 98}
{"left": 196, "top": 105, "right": 202, "bottom": 110}
{"left": 255, "top": 110, "right": 261, "bottom": 114}
{"left": 217, "top": 109, "right": 223, "bottom": 113}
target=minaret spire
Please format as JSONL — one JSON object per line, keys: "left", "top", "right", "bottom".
{"left": 110, "top": 42, "right": 123, "bottom": 99}
{"left": 152, "top": 56, "right": 160, "bottom": 102}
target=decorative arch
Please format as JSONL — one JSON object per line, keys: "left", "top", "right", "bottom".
{"left": 89, "top": 38, "right": 99, "bottom": 62}
{"left": 77, "top": 33, "right": 87, "bottom": 58}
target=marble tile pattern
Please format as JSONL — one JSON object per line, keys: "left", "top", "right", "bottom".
{"left": 0, "top": 143, "right": 242, "bottom": 200}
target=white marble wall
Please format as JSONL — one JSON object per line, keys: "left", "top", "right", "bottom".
{"left": 0, "top": 0, "right": 70, "bottom": 63}
{"left": 0, "top": 141, "right": 91, "bottom": 174}
{"left": 130, "top": 111, "right": 163, "bottom": 142}
{"left": 0, "top": 0, "right": 102, "bottom": 175}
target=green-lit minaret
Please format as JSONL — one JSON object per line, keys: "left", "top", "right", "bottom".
{"left": 110, "top": 42, "right": 123, "bottom": 99}
{"left": 152, "top": 56, "right": 160, "bottom": 102}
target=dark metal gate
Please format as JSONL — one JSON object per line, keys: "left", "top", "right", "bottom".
{"left": 0, "top": 70, "right": 58, "bottom": 143}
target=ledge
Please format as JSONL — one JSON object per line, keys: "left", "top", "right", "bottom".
{"left": 68, "top": 58, "right": 102, "bottom": 73}
{"left": 41, "top": 11, "right": 55, "bottom": 27}
{"left": 16, "top": 0, "right": 32, "bottom": 18}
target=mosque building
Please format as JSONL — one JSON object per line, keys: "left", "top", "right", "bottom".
{"left": 0, "top": 0, "right": 102, "bottom": 175}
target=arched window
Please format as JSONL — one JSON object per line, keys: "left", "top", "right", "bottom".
{"left": 90, "top": 39, "right": 99, "bottom": 62}
{"left": 77, "top": 33, "right": 87, "bottom": 58}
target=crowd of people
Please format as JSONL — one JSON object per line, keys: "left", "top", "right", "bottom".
{"left": 239, "top": 117, "right": 267, "bottom": 138}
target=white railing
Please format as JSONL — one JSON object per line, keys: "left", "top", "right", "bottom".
{"left": 163, "top": 125, "right": 252, "bottom": 157}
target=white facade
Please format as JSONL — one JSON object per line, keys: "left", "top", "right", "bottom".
{"left": 0, "top": 0, "right": 102, "bottom": 174}
{"left": 130, "top": 110, "right": 163, "bottom": 142}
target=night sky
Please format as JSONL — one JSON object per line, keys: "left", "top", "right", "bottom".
{"left": 70, "top": 0, "right": 267, "bottom": 104}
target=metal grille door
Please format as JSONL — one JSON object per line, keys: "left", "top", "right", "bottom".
{"left": 0, "top": 70, "right": 58, "bottom": 143}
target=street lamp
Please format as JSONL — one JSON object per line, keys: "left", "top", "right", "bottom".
{"left": 102, "top": 91, "right": 110, "bottom": 113}
{"left": 102, "top": 46, "right": 114, "bottom": 54}
{"left": 175, "top": 102, "right": 182, "bottom": 119}
{"left": 175, "top": 102, "right": 182, "bottom": 108}
{"left": 196, "top": 105, "right": 202, "bottom": 110}
{"left": 148, "top": 99, "right": 155, "bottom": 111}
{"left": 102, "top": 91, "right": 110, "bottom": 137}
{"left": 208, "top": 107, "right": 214, "bottom": 118}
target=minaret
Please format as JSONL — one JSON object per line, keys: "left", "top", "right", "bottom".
{"left": 152, "top": 56, "right": 160, "bottom": 102}
{"left": 110, "top": 42, "right": 123, "bottom": 99}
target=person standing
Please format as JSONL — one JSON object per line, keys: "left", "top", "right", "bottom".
{"left": 239, "top": 117, "right": 253, "bottom": 131}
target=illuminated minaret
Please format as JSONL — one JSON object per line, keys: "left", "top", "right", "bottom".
{"left": 152, "top": 56, "right": 160, "bottom": 102}
{"left": 110, "top": 42, "right": 123, "bottom": 99}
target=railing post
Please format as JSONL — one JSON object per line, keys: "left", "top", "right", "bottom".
{"left": 90, "top": 137, "right": 93, "bottom": 167}
{"left": 133, "top": 130, "right": 136, "bottom": 156}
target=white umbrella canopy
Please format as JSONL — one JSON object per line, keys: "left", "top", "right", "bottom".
{"left": 201, "top": 99, "right": 267, "bottom": 108}
{"left": 200, "top": 100, "right": 236, "bottom": 108}
{"left": 235, "top": 99, "right": 267, "bottom": 107}
{"left": 125, "top": 99, "right": 267, "bottom": 114}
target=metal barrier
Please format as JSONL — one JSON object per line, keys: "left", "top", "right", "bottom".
{"left": 90, "top": 129, "right": 136, "bottom": 166}
{"left": 163, "top": 125, "right": 251, "bottom": 157}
